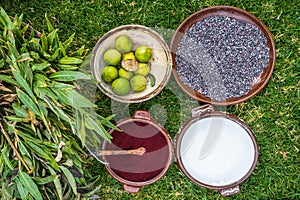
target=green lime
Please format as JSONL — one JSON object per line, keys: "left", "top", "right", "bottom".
{"left": 112, "top": 78, "right": 131, "bottom": 95}
{"left": 115, "top": 35, "right": 133, "bottom": 53}
{"left": 119, "top": 68, "right": 133, "bottom": 80}
{"left": 135, "top": 45, "right": 152, "bottom": 62}
{"left": 103, "top": 49, "right": 122, "bottom": 66}
{"left": 101, "top": 66, "right": 118, "bottom": 83}
{"left": 130, "top": 75, "right": 147, "bottom": 92}
{"left": 135, "top": 63, "right": 150, "bottom": 76}
{"left": 121, "top": 52, "right": 139, "bottom": 71}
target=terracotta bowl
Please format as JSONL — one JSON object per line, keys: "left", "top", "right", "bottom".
{"left": 91, "top": 25, "right": 172, "bottom": 103}
{"left": 170, "top": 6, "right": 276, "bottom": 106}
{"left": 175, "top": 105, "right": 259, "bottom": 196}
{"left": 102, "top": 111, "right": 173, "bottom": 193}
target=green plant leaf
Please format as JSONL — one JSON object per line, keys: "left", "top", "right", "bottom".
{"left": 2, "top": 146, "right": 14, "bottom": 170}
{"left": 35, "top": 175, "right": 57, "bottom": 185}
{"left": 38, "top": 99, "right": 48, "bottom": 117}
{"left": 50, "top": 81, "right": 75, "bottom": 89}
{"left": 26, "top": 141, "right": 59, "bottom": 171}
{"left": 85, "top": 115, "right": 112, "bottom": 141}
{"left": 41, "top": 31, "right": 48, "bottom": 52}
{"left": 17, "top": 89, "right": 40, "bottom": 117}
{"left": 49, "top": 71, "right": 91, "bottom": 82}
{"left": 47, "top": 29, "right": 58, "bottom": 51}
{"left": 0, "top": 58, "right": 4, "bottom": 68}
{"left": 59, "top": 166, "right": 77, "bottom": 195}
{"left": 12, "top": 102, "right": 27, "bottom": 118}
{"left": 5, "top": 116, "right": 31, "bottom": 123}
{"left": 0, "top": 74, "right": 19, "bottom": 86}
{"left": 18, "top": 139, "right": 31, "bottom": 158}
{"left": 50, "top": 47, "right": 62, "bottom": 61}
{"left": 48, "top": 167, "right": 63, "bottom": 200}
{"left": 52, "top": 88, "right": 96, "bottom": 108}
{"left": 63, "top": 33, "right": 75, "bottom": 52}
{"left": 45, "top": 13, "right": 55, "bottom": 33}
{"left": 43, "top": 96, "right": 76, "bottom": 134}
{"left": 15, "top": 177, "right": 29, "bottom": 199}
{"left": 32, "top": 61, "right": 51, "bottom": 71}
{"left": 58, "top": 41, "right": 66, "bottom": 57}
{"left": 29, "top": 38, "right": 41, "bottom": 53}
{"left": 58, "top": 56, "right": 83, "bottom": 65}
{"left": 57, "top": 64, "right": 79, "bottom": 71}
{"left": 18, "top": 170, "right": 43, "bottom": 200}
{"left": 36, "top": 87, "right": 58, "bottom": 100}
{"left": 0, "top": 8, "right": 13, "bottom": 29}
{"left": 13, "top": 70, "right": 35, "bottom": 99}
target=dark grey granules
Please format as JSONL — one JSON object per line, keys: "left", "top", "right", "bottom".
{"left": 175, "top": 15, "right": 270, "bottom": 101}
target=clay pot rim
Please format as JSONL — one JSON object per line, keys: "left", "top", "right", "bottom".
{"left": 102, "top": 112, "right": 174, "bottom": 188}
{"left": 175, "top": 111, "right": 259, "bottom": 190}
{"left": 90, "top": 24, "right": 173, "bottom": 104}
{"left": 170, "top": 6, "right": 276, "bottom": 106}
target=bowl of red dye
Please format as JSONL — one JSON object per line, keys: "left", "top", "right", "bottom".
{"left": 170, "top": 6, "right": 276, "bottom": 106}
{"left": 102, "top": 110, "right": 173, "bottom": 193}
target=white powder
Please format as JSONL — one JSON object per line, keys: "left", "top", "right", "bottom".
{"left": 179, "top": 116, "right": 255, "bottom": 186}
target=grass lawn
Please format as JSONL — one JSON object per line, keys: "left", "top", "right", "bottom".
{"left": 2, "top": 0, "right": 299, "bottom": 199}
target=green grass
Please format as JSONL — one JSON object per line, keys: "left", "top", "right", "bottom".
{"left": 2, "top": 0, "right": 300, "bottom": 199}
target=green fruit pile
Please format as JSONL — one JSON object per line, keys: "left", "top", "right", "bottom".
{"left": 101, "top": 35, "right": 155, "bottom": 96}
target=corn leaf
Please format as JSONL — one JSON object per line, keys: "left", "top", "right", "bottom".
{"left": 18, "top": 170, "right": 43, "bottom": 200}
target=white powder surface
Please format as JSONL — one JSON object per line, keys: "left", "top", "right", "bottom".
{"left": 179, "top": 116, "right": 255, "bottom": 186}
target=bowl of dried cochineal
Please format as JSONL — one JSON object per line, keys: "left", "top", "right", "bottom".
{"left": 170, "top": 6, "right": 275, "bottom": 106}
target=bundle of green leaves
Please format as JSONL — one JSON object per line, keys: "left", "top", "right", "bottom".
{"left": 0, "top": 8, "right": 115, "bottom": 199}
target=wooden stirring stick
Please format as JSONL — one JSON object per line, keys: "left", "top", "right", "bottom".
{"left": 95, "top": 147, "right": 146, "bottom": 156}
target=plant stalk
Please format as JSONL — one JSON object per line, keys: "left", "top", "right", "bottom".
{"left": 0, "top": 121, "right": 32, "bottom": 173}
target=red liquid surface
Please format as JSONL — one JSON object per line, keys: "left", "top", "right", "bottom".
{"left": 105, "top": 121, "right": 170, "bottom": 182}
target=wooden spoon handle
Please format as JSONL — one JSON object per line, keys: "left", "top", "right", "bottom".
{"left": 96, "top": 147, "right": 146, "bottom": 156}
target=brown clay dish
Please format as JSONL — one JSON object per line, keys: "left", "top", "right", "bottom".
{"left": 175, "top": 105, "right": 259, "bottom": 196}
{"left": 101, "top": 111, "right": 173, "bottom": 193}
{"left": 170, "top": 6, "right": 276, "bottom": 106}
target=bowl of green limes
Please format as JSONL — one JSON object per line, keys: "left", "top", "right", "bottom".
{"left": 91, "top": 25, "right": 172, "bottom": 103}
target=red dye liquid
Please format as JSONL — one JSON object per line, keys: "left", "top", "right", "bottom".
{"left": 104, "top": 121, "right": 170, "bottom": 182}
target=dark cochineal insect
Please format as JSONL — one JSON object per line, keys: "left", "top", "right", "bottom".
{"left": 176, "top": 15, "right": 270, "bottom": 101}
